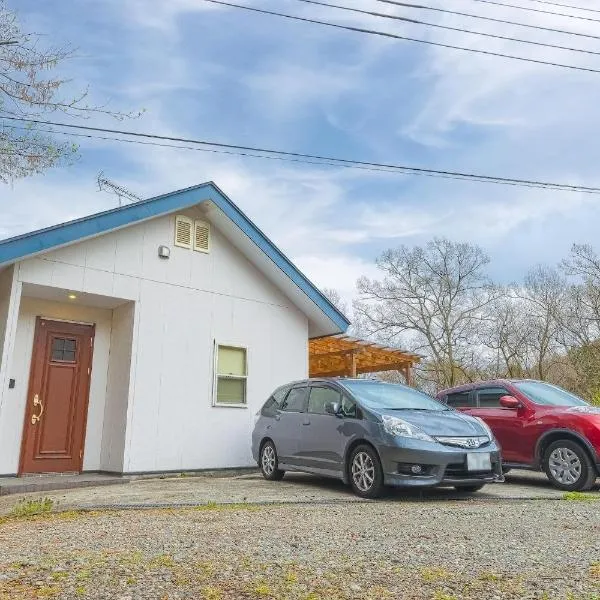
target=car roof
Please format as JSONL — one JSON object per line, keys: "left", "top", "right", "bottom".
{"left": 437, "top": 378, "right": 543, "bottom": 395}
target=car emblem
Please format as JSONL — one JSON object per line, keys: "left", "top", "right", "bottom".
{"left": 467, "top": 438, "right": 478, "bottom": 448}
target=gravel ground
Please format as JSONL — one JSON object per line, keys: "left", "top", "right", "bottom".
{"left": 0, "top": 470, "right": 577, "bottom": 516}
{"left": 0, "top": 496, "right": 599, "bottom": 599}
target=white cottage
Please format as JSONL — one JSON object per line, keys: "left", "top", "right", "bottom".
{"left": 0, "top": 182, "right": 349, "bottom": 477}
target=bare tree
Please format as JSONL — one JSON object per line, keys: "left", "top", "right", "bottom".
{"left": 0, "top": 1, "right": 139, "bottom": 181}
{"left": 321, "top": 287, "right": 349, "bottom": 318}
{"left": 516, "top": 266, "right": 566, "bottom": 380}
{"left": 480, "top": 290, "right": 530, "bottom": 378}
{"left": 354, "top": 238, "right": 495, "bottom": 389}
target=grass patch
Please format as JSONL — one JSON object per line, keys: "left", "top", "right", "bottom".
{"left": 563, "top": 492, "right": 598, "bottom": 502}
{"left": 9, "top": 497, "right": 54, "bottom": 518}
{"left": 421, "top": 567, "right": 453, "bottom": 583}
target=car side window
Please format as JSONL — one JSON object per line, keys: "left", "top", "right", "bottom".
{"left": 308, "top": 387, "right": 341, "bottom": 415}
{"left": 281, "top": 387, "right": 308, "bottom": 412}
{"left": 261, "top": 385, "right": 290, "bottom": 414}
{"left": 445, "top": 391, "right": 474, "bottom": 408}
{"left": 477, "top": 387, "right": 509, "bottom": 408}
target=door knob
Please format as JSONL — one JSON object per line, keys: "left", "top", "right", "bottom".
{"left": 31, "top": 394, "right": 44, "bottom": 425}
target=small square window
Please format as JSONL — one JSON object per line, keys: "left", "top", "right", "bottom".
{"left": 51, "top": 337, "right": 77, "bottom": 362}
{"left": 215, "top": 345, "right": 247, "bottom": 406}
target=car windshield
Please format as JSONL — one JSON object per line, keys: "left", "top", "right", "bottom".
{"left": 340, "top": 380, "right": 449, "bottom": 411}
{"left": 513, "top": 381, "right": 588, "bottom": 407}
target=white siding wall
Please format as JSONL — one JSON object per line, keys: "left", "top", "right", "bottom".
{"left": 0, "top": 297, "right": 112, "bottom": 474}
{"left": 0, "top": 267, "right": 14, "bottom": 362}
{"left": 12, "top": 206, "right": 308, "bottom": 472}
{"left": 101, "top": 301, "right": 135, "bottom": 473}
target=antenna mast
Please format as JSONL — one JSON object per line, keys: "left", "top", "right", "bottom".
{"left": 97, "top": 171, "right": 142, "bottom": 206}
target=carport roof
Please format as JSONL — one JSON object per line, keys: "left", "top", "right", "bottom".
{"left": 309, "top": 334, "right": 421, "bottom": 379}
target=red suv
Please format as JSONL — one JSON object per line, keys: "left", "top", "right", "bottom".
{"left": 436, "top": 380, "right": 600, "bottom": 491}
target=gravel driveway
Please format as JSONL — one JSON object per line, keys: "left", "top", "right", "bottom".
{"left": 0, "top": 480, "right": 599, "bottom": 599}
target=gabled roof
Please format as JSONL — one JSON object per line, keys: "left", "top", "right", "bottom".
{"left": 0, "top": 181, "right": 350, "bottom": 337}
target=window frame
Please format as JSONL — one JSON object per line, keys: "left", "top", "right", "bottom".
{"left": 475, "top": 386, "right": 510, "bottom": 409}
{"left": 445, "top": 390, "right": 475, "bottom": 409}
{"left": 212, "top": 342, "right": 249, "bottom": 409}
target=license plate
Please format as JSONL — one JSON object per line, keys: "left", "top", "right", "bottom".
{"left": 467, "top": 452, "right": 491, "bottom": 472}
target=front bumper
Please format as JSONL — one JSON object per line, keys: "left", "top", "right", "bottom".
{"left": 378, "top": 443, "right": 504, "bottom": 488}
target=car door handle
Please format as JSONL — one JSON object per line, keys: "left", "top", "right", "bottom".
{"left": 302, "top": 419, "right": 310, "bottom": 426}
{"left": 275, "top": 414, "right": 281, "bottom": 421}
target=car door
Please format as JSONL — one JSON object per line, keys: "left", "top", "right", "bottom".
{"left": 296, "top": 385, "right": 346, "bottom": 476}
{"left": 271, "top": 385, "right": 309, "bottom": 466}
{"left": 468, "top": 386, "right": 532, "bottom": 463}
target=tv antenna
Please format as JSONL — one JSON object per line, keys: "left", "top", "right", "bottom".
{"left": 97, "top": 171, "right": 142, "bottom": 206}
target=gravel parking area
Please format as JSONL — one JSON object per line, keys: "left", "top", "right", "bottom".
{"left": 0, "top": 495, "right": 599, "bottom": 599}
{"left": 0, "top": 469, "right": 579, "bottom": 516}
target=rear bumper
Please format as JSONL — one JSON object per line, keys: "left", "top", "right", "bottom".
{"left": 379, "top": 444, "right": 504, "bottom": 488}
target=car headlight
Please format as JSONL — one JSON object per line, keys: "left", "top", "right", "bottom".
{"left": 474, "top": 417, "right": 494, "bottom": 441}
{"left": 381, "top": 415, "right": 434, "bottom": 442}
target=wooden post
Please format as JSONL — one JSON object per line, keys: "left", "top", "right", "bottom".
{"left": 404, "top": 365, "right": 414, "bottom": 387}
{"left": 346, "top": 350, "right": 357, "bottom": 378}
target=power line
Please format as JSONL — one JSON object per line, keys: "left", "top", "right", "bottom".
{"left": 464, "top": 0, "right": 600, "bottom": 23}
{"left": 374, "top": 0, "right": 600, "bottom": 41}
{"left": 519, "top": 0, "right": 600, "bottom": 13}
{"left": 291, "top": 0, "right": 600, "bottom": 57}
{"left": 2, "top": 116, "right": 600, "bottom": 195}
{"left": 200, "top": 0, "right": 600, "bottom": 73}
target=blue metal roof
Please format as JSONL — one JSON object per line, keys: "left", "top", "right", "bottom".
{"left": 0, "top": 181, "right": 350, "bottom": 333}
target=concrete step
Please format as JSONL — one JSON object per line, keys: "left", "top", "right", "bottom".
{"left": 0, "top": 473, "right": 129, "bottom": 496}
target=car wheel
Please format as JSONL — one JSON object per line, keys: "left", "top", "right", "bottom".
{"left": 454, "top": 484, "right": 486, "bottom": 493}
{"left": 260, "top": 441, "right": 285, "bottom": 481}
{"left": 543, "top": 439, "right": 597, "bottom": 491}
{"left": 348, "top": 444, "right": 384, "bottom": 499}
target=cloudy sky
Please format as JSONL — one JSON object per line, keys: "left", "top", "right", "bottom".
{"left": 3, "top": 0, "right": 600, "bottom": 308}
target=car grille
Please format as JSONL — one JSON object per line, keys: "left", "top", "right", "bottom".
{"left": 435, "top": 436, "right": 489, "bottom": 449}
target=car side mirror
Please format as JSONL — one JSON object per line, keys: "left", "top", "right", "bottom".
{"left": 325, "top": 401, "right": 341, "bottom": 416}
{"left": 500, "top": 395, "right": 520, "bottom": 409}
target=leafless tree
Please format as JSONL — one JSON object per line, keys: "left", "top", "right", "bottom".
{"left": 354, "top": 238, "right": 496, "bottom": 389}
{"left": 0, "top": 1, "right": 139, "bottom": 181}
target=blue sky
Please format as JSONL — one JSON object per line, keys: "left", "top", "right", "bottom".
{"left": 3, "top": 0, "right": 600, "bottom": 306}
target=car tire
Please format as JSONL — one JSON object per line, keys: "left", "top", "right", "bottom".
{"left": 348, "top": 444, "right": 384, "bottom": 499}
{"left": 259, "top": 441, "right": 285, "bottom": 481}
{"left": 543, "top": 439, "right": 597, "bottom": 491}
{"left": 454, "top": 484, "right": 486, "bottom": 493}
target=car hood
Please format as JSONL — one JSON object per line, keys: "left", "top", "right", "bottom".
{"left": 371, "top": 408, "right": 487, "bottom": 437}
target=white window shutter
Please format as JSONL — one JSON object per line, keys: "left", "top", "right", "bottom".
{"left": 174, "top": 215, "right": 193, "bottom": 249}
{"left": 194, "top": 220, "right": 211, "bottom": 253}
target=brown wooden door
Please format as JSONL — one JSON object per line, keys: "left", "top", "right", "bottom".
{"left": 19, "top": 318, "right": 95, "bottom": 474}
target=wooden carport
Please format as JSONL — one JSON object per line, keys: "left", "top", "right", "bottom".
{"left": 309, "top": 334, "right": 421, "bottom": 385}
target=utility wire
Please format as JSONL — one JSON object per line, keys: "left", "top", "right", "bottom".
{"left": 2, "top": 116, "right": 599, "bottom": 194}
{"left": 200, "top": 0, "right": 600, "bottom": 73}
{"left": 518, "top": 0, "right": 600, "bottom": 14}
{"left": 463, "top": 0, "right": 600, "bottom": 23}
{"left": 292, "top": 0, "right": 600, "bottom": 57}
{"left": 374, "top": 0, "right": 600, "bottom": 41}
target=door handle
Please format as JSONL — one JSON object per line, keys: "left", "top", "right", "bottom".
{"left": 31, "top": 394, "right": 44, "bottom": 425}
{"left": 302, "top": 419, "right": 310, "bottom": 426}
{"left": 275, "top": 414, "right": 281, "bottom": 421}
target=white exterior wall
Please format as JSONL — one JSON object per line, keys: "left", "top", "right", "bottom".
{"left": 0, "top": 297, "right": 112, "bottom": 474}
{"left": 101, "top": 301, "right": 135, "bottom": 473}
{"left": 10, "top": 206, "right": 308, "bottom": 473}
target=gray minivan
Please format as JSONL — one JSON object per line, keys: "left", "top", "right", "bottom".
{"left": 251, "top": 378, "right": 503, "bottom": 498}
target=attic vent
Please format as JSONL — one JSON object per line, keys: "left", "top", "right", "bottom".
{"left": 174, "top": 215, "right": 193, "bottom": 249}
{"left": 194, "top": 220, "right": 211, "bottom": 253}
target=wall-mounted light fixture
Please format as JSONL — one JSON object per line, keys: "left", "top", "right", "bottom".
{"left": 68, "top": 293, "right": 77, "bottom": 300}
{"left": 158, "top": 245, "right": 171, "bottom": 259}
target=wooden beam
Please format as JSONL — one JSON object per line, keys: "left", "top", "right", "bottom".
{"left": 310, "top": 348, "right": 363, "bottom": 360}
{"left": 347, "top": 351, "right": 357, "bottom": 377}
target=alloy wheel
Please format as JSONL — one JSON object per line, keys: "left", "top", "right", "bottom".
{"left": 351, "top": 451, "right": 375, "bottom": 492}
{"left": 261, "top": 445, "right": 276, "bottom": 476}
{"left": 548, "top": 447, "right": 582, "bottom": 485}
